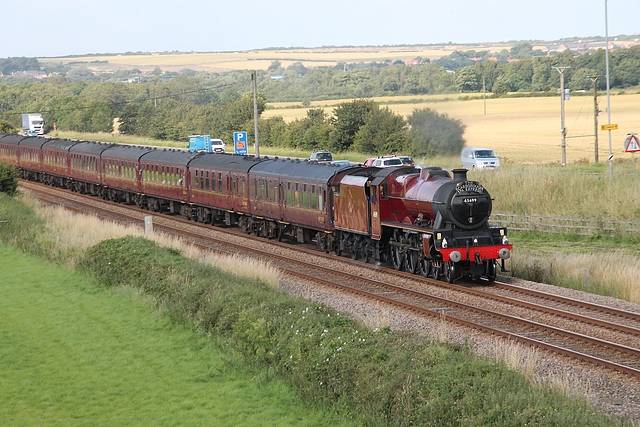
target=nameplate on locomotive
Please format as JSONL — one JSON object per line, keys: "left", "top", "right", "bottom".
{"left": 455, "top": 182, "right": 485, "bottom": 194}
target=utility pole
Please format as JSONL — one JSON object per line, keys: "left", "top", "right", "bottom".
{"left": 252, "top": 71, "right": 260, "bottom": 157}
{"left": 604, "top": 0, "right": 613, "bottom": 177}
{"left": 587, "top": 76, "right": 599, "bottom": 163}
{"left": 553, "top": 66, "right": 570, "bottom": 166}
{"left": 482, "top": 74, "right": 486, "bottom": 115}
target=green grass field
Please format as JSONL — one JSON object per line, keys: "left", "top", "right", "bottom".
{"left": 0, "top": 244, "right": 341, "bottom": 426}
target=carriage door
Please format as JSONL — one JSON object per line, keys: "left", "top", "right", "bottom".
{"left": 369, "top": 183, "right": 382, "bottom": 240}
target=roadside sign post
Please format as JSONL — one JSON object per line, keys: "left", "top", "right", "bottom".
{"left": 234, "top": 132, "right": 248, "bottom": 155}
{"left": 624, "top": 133, "right": 640, "bottom": 174}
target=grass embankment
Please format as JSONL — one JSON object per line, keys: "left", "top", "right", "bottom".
{"left": 0, "top": 245, "right": 330, "bottom": 426}
{"left": 0, "top": 193, "right": 622, "bottom": 425}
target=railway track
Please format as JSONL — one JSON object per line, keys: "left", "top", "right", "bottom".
{"left": 22, "top": 181, "right": 640, "bottom": 379}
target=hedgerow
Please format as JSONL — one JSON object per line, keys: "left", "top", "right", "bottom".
{"left": 78, "top": 236, "right": 616, "bottom": 426}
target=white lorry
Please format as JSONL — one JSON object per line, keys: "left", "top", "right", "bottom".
{"left": 22, "top": 114, "right": 45, "bottom": 136}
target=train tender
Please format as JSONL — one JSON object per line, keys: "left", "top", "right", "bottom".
{"left": 0, "top": 133, "right": 511, "bottom": 282}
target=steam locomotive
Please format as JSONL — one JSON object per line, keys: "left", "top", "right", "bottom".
{"left": 0, "top": 133, "right": 511, "bottom": 282}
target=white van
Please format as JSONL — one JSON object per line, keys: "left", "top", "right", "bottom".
{"left": 461, "top": 147, "right": 500, "bottom": 170}
{"left": 211, "top": 138, "right": 225, "bottom": 153}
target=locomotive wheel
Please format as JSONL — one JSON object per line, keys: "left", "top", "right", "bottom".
{"left": 485, "top": 260, "right": 497, "bottom": 282}
{"left": 430, "top": 262, "right": 441, "bottom": 280}
{"left": 350, "top": 235, "right": 359, "bottom": 260}
{"left": 444, "top": 262, "right": 461, "bottom": 283}
{"left": 404, "top": 249, "right": 419, "bottom": 274}
{"left": 390, "top": 246, "right": 405, "bottom": 271}
{"left": 361, "top": 239, "right": 371, "bottom": 263}
{"left": 419, "top": 258, "right": 432, "bottom": 277}
{"left": 334, "top": 234, "right": 342, "bottom": 257}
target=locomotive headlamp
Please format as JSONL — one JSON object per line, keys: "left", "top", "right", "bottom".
{"left": 473, "top": 238, "right": 478, "bottom": 246}
{"left": 442, "top": 238, "right": 448, "bottom": 248}
{"left": 502, "top": 235, "right": 509, "bottom": 245}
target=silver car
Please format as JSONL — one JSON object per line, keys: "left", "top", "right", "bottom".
{"left": 461, "top": 147, "right": 500, "bottom": 170}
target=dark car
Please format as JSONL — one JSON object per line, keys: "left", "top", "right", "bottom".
{"left": 309, "top": 150, "right": 333, "bottom": 163}
{"left": 398, "top": 156, "right": 416, "bottom": 167}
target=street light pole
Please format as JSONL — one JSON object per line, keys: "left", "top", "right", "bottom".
{"left": 252, "top": 70, "right": 260, "bottom": 157}
{"left": 553, "top": 66, "right": 570, "bottom": 166}
{"left": 587, "top": 76, "right": 599, "bottom": 163}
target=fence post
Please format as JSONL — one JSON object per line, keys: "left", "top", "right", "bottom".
{"left": 583, "top": 268, "right": 590, "bottom": 287}
{"left": 144, "top": 216, "right": 153, "bottom": 237}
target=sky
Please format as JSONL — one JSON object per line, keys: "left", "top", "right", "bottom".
{"left": 2, "top": 0, "right": 639, "bottom": 58}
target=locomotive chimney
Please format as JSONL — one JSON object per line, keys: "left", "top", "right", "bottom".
{"left": 452, "top": 168, "right": 468, "bottom": 182}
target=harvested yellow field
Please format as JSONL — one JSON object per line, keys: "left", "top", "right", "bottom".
{"left": 39, "top": 45, "right": 506, "bottom": 73}
{"left": 263, "top": 93, "right": 640, "bottom": 164}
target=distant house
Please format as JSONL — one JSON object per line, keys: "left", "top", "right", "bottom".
{"left": 12, "top": 70, "right": 48, "bottom": 79}
{"left": 270, "top": 75, "right": 282, "bottom": 80}
{"left": 538, "top": 41, "right": 617, "bottom": 55}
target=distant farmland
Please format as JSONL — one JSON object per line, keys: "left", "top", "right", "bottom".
{"left": 263, "top": 92, "right": 640, "bottom": 165}
{"left": 39, "top": 44, "right": 508, "bottom": 73}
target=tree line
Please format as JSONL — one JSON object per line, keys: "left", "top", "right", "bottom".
{"left": 0, "top": 77, "right": 465, "bottom": 157}
{"left": 3, "top": 44, "right": 639, "bottom": 96}
{"left": 1, "top": 44, "right": 639, "bottom": 156}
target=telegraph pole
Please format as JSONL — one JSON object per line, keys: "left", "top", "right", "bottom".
{"left": 252, "top": 71, "right": 260, "bottom": 157}
{"left": 604, "top": 0, "right": 613, "bottom": 177}
{"left": 553, "top": 66, "right": 570, "bottom": 166}
{"left": 587, "top": 76, "right": 599, "bottom": 163}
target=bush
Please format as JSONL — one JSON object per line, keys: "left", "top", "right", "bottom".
{"left": 0, "top": 120, "right": 16, "bottom": 133}
{"left": 0, "top": 163, "right": 18, "bottom": 196}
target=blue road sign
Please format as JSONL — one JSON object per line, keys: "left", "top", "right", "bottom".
{"left": 234, "top": 132, "right": 248, "bottom": 155}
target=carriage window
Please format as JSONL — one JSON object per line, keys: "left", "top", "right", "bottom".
{"left": 294, "top": 183, "right": 300, "bottom": 207}
{"left": 302, "top": 184, "right": 308, "bottom": 209}
{"left": 242, "top": 177, "right": 246, "bottom": 197}
{"left": 320, "top": 191, "right": 325, "bottom": 210}
{"left": 205, "top": 171, "right": 209, "bottom": 191}
{"left": 218, "top": 173, "right": 222, "bottom": 193}
{"left": 381, "top": 182, "right": 389, "bottom": 199}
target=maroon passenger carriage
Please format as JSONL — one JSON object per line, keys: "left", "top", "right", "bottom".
{"left": 0, "top": 132, "right": 511, "bottom": 283}
{"left": 0, "top": 133, "right": 26, "bottom": 168}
